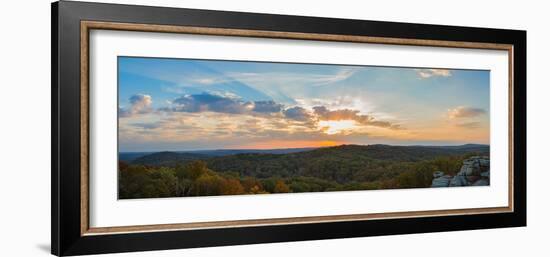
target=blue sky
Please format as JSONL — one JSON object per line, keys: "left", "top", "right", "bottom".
{"left": 118, "top": 56, "right": 490, "bottom": 152}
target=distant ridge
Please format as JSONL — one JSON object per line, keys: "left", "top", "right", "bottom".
{"left": 130, "top": 152, "right": 209, "bottom": 166}
{"left": 127, "top": 144, "right": 489, "bottom": 170}
{"left": 121, "top": 147, "right": 317, "bottom": 162}
{"left": 185, "top": 147, "right": 318, "bottom": 156}
{"left": 415, "top": 143, "right": 489, "bottom": 149}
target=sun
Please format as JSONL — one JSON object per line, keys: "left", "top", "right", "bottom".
{"left": 318, "top": 120, "right": 357, "bottom": 135}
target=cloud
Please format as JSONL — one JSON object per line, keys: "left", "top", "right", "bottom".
{"left": 226, "top": 67, "right": 358, "bottom": 87}
{"left": 252, "top": 100, "right": 284, "bottom": 113}
{"left": 456, "top": 121, "right": 481, "bottom": 129}
{"left": 205, "top": 90, "right": 242, "bottom": 100}
{"left": 163, "top": 93, "right": 282, "bottom": 115}
{"left": 130, "top": 122, "right": 162, "bottom": 130}
{"left": 153, "top": 93, "right": 399, "bottom": 132}
{"left": 120, "top": 99, "right": 404, "bottom": 151}
{"left": 416, "top": 69, "right": 452, "bottom": 79}
{"left": 313, "top": 106, "right": 399, "bottom": 129}
{"left": 192, "top": 77, "right": 230, "bottom": 85}
{"left": 313, "top": 68, "right": 358, "bottom": 86}
{"left": 161, "top": 68, "right": 358, "bottom": 106}
{"left": 119, "top": 94, "right": 153, "bottom": 118}
{"left": 130, "top": 94, "right": 153, "bottom": 108}
{"left": 283, "top": 106, "right": 312, "bottom": 121}
{"left": 170, "top": 93, "right": 252, "bottom": 114}
{"left": 313, "top": 106, "right": 366, "bottom": 122}
{"left": 447, "top": 106, "right": 486, "bottom": 119}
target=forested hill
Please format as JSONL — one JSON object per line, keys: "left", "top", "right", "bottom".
{"left": 129, "top": 144, "right": 489, "bottom": 183}
{"left": 125, "top": 147, "right": 317, "bottom": 164}
{"left": 130, "top": 151, "right": 209, "bottom": 166}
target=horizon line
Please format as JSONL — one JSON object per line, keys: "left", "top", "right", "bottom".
{"left": 119, "top": 143, "right": 490, "bottom": 153}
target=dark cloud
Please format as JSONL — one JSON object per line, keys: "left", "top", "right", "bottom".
{"left": 171, "top": 93, "right": 251, "bottom": 114}
{"left": 252, "top": 100, "right": 283, "bottom": 113}
{"left": 165, "top": 93, "right": 282, "bottom": 115}
{"left": 283, "top": 106, "right": 312, "bottom": 121}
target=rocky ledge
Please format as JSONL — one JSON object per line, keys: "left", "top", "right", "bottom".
{"left": 431, "top": 156, "right": 490, "bottom": 187}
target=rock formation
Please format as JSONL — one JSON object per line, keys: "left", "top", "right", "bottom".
{"left": 431, "top": 156, "right": 490, "bottom": 187}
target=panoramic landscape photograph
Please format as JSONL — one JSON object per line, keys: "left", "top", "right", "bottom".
{"left": 117, "top": 56, "right": 491, "bottom": 199}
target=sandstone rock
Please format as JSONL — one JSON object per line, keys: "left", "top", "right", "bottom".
{"left": 479, "top": 159, "right": 490, "bottom": 168}
{"left": 472, "top": 179, "right": 489, "bottom": 186}
{"left": 431, "top": 175, "right": 452, "bottom": 187}
{"left": 466, "top": 175, "right": 481, "bottom": 183}
{"left": 433, "top": 171, "right": 445, "bottom": 178}
{"left": 459, "top": 157, "right": 485, "bottom": 176}
{"left": 457, "top": 164, "right": 472, "bottom": 176}
{"left": 431, "top": 156, "right": 490, "bottom": 187}
{"left": 449, "top": 175, "right": 469, "bottom": 187}
{"left": 468, "top": 167, "right": 477, "bottom": 175}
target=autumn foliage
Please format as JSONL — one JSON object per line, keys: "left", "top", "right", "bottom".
{"left": 119, "top": 148, "right": 483, "bottom": 199}
{"left": 119, "top": 160, "right": 272, "bottom": 198}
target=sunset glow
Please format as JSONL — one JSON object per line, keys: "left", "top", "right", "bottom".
{"left": 232, "top": 140, "right": 343, "bottom": 150}
{"left": 318, "top": 120, "right": 357, "bottom": 135}
{"left": 118, "top": 57, "right": 490, "bottom": 152}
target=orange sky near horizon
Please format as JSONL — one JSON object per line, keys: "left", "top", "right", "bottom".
{"left": 232, "top": 140, "right": 345, "bottom": 150}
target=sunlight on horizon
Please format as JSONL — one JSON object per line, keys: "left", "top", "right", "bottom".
{"left": 318, "top": 120, "right": 358, "bottom": 135}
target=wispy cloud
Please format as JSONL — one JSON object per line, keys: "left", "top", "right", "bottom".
{"left": 161, "top": 67, "right": 358, "bottom": 96}
{"left": 416, "top": 69, "right": 452, "bottom": 79}
{"left": 312, "top": 68, "right": 358, "bottom": 85}
{"left": 456, "top": 121, "right": 482, "bottom": 129}
{"left": 447, "top": 106, "right": 486, "bottom": 119}
{"left": 226, "top": 67, "right": 358, "bottom": 87}
{"left": 191, "top": 77, "right": 229, "bottom": 85}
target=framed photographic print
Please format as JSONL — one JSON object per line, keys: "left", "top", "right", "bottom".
{"left": 51, "top": 1, "right": 526, "bottom": 256}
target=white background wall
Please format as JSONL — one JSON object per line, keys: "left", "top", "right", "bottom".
{"left": 0, "top": 0, "right": 547, "bottom": 256}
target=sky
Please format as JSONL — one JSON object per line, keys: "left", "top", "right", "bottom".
{"left": 118, "top": 56, "right": 490, "bottom": 152}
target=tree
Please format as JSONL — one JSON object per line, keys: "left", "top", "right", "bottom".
{"left": 175, "top": 161, "right": 211, "bottom": 196}
{"left": 432, "top": 156, "right": 461, "bottom": 175}
{"left": 261, "top": 178, "right": 278, "bottom": 193}
{"left": 221, "top": 178, "right": 245, "bottom": 195}
{"left": 141, "top": 167, "right": 177, "bottom": 198}
{"left": 241, "top": 177, "right": 265, "bottom": 193}
{"left": 273, "top": 180, "right": 290, "bottom": 193}
{"left": 119, "top": 161, "right": 129, "bottom": 172}
{"left": 191, "top": 174, "right": 225, "bottom": 196}
{"left": 176, "top": 160, "right": 209, "bottom": 181}
{"left": 119, "top": 165, "right": 150, "bottom": 199}
{"left": 118, "top": 165, "right": 179, "bottom": 199}
{"left": 289, "top": 181, "right": 310, "bottom": 192}
{"left": 396, "top": 171, "right": 416, "bottom": 188}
